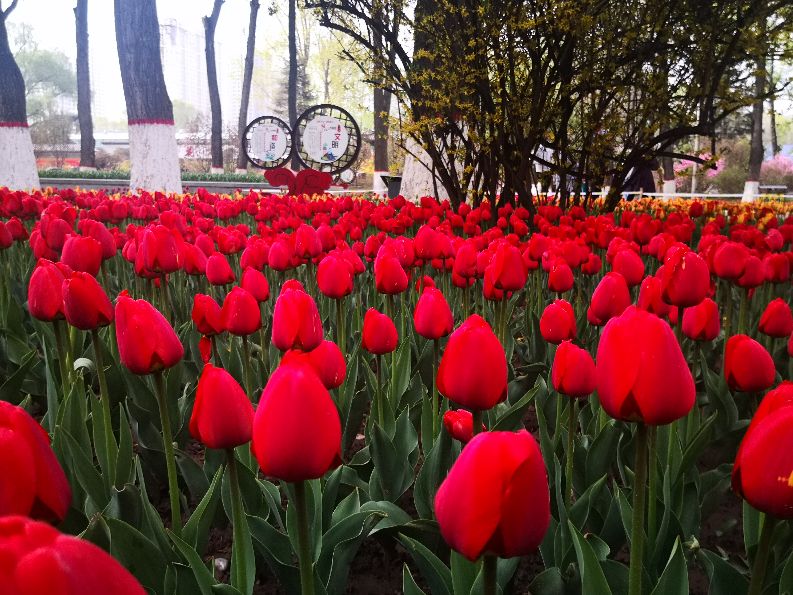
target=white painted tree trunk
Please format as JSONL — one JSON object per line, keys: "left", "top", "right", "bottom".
{"left": 0, "top": 125, "right": 40, "bottom": 190}
{"left": 742, "top": 180, "right": 759, "bottom": 203}
{"left": 128, "top": 123, "right": 182, "bottom": 193}
{"left": 662, "top": 180, "right": 676, "bottom": 200}
{"left": 400, "top": 137, "right": 448, "bottom": 203}
{"left": 210, "top": 166, "right": 224, "bottom": 174}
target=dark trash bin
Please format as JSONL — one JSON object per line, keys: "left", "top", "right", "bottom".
{"left": 380, "top": 175, "right": 402, "bottom": 199}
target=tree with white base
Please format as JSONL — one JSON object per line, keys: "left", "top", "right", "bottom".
{"left": 115, "top": 0, "right": 181, "bottom": 194}
{"left": 0, "top": 0, "right": 40, "bottom": 191}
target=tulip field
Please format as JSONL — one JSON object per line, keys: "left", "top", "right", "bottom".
{"left": 1, "top": 187, "right": 793, "bottom": 595}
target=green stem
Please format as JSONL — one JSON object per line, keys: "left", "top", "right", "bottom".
{"left": 483, "top": 554, "right": 498, "bottom": 595}
{"left": 226, "top": 449, "right": 251, "bottom": 595}
{"left": 647, "top": 425, "right": 658, "bottom": 544}
{"left": 336, "top": 298, "right": 345, "bottom": 355}
{"left": 153, "top": 371, "right": 182, "bottom": 537}
{"left": 432, "top": 339, "right": 440, "bottom": 436}
{"left": 738, "top": 287, "right": 749, "bottom": 336}
{"left": 293, "top": 480, "right": 315, "bottom": 595}
{"left": 628, "top": 423, "right": 648, "bottom": 595}
{"left": 565, "top": 399, "right": 577, "bottom": 508}
{"left": 91, "top": 328, "right": 117, "bottom": 480}
{"left": 52, "top": 320, "right": 70, "bottom": 397}
{"left": 376, "top": 354, "right": 383, "bottom": 428}
{"left": 241, "top": 335, "right": 253, "bottom": 398}
{"left": 748, "top": 514, "right": 776, "bottom": 595}
{"left": 211, "top": 335, "right": 221, "bottom": 365}
{"left": 472, "top": 410, "right": 483, "bottom": 437}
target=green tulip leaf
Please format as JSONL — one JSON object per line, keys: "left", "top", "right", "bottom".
{"left": 568, "top": 520, "right": 612, "bottom": 595}
{"left": 650, "top": 538, "right": 689, "bottom": 595}
{"left": 398, "top": 533, "right": 453, "bottom": 595}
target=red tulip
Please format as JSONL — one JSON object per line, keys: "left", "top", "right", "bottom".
{"left": 758, "top": 298, "right": 793, "bottom": 338}
{"left": 682, "top": 297, "right": 720, "bottom": 341}
{"left": 0, "top": 402, "right": 71, "bottom": 522}
{"left": 241, "top": 266, "right": 270, "bottom": 303}
{"left": 0, "top": 516, "right": 146, "bottom": 594}
{"left": 434, "top": 430, "right": 550, "bottom": 561}
{"left": 414, "top": 287, "right": 454, "bottom": 340}
{"left": 317, "top": 252, "right": 354, "bottom": 299}
{"left": 206, "top": 253, "right": 236, "bottom": 286}
{"left": 79, "top": 219, "right": 116, "bottom": 260}
{"left": 221, "top": 287, "right": 261, "bottom": 336}
{"left": 636, "top": 276, "right": 672, "bottom": 318}
{"left": 612, "top": 248, "right": 645, "bottom": 287}
{"left": 736, "top": 255, "right": 765, "bottom": 289}
{"left": 437, "top": 314, "right": 507, "bottom": 410}
{"left": 764, "top": 253, "right": 790, "bottom": 283}
{"left": 660, "top": 248, "right": 709, "bottom": 307}
{"left": 267, "top": 239, "right": 293, "bottom": 271}
{"left": 596, "top": 306, "right": 694, "bottom": 425}
{"left": 60, "top": 235, "right": 103, "bottom": 277}
{"left": 272, "top": 284, "right": 322, "bottom": 351}
{"left": 548, "top": 261, "right": 574, "bottom": 293}
{"left": 115, "top": 292, "right": 184, "bottom": 375}
{"left": 587, "top": 272, "right": 630, "bottom": 327}
{"left": 362, "top": 308, "right": 398, "bottom": 355}
{"left": 181, "top": 242, "right": 208, "bottom": 275}
{"left": 192, "top": 294, "right": 224, "bottom": 336}
{"left": 724, "top": 335, "right": 775, "bottom": 393}
{"left": 281, "top": 340, "right": 347, "bottom": 389}
{"left": 713, "top": 241, "right": 748, "bottom": 280}
{"left": 489, "top": 243, "right": 527, "bottom": 291}
{"left": 294, "top": 223, "right": 322, "bottom": 260}
{"left": 552, "top": 341, "right": 596, "bottom": 398}
{"left": 27, "top": 259, "right": 69, "bottom": 322}
{"left": 733, "top": 382, "right": 793, "bottom": 518}
{"left": 374, "top": 252, "right": 409, "bottom": 294}
{"left": 62, "top": 271, "right": 114, "bottom": 330}
{"left": 442, "top": 409, "right": 486, "bottom": 444}
{"left": 252, "top": 362, "right": 342, "bottom": 482}
{"left": 539, "top": 299, "right": 576, "bottom": 344}
{"left": 136, "top": 225, "right": 181, "bottom": 275}
{"left": 190, "top": 364, "right": 254, "bottom": 449}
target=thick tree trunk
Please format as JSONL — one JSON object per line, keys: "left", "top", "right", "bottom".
{"left": 114, "top": 0, "right": 181, "bottom": 193}
{"left": 74, "top": 0, "right": 95, "bottom": 169}
{"left": 0, "top": 4, "right": 39, "bottom": 190}
{"left": 235, "top": 0, "right": 259, "bottom": 172}
{"left": 744, "top": 51, "right": 765, "bottom": 202}
{"left": 288, "top": 0, "right": 299, "bottom": 170}
{"left": 204, "top": 0, "right": 224, "bottom": 173}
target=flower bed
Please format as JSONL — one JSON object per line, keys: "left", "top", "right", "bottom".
{"left": 0, "top": 188, "right": 791, "bottom": 594}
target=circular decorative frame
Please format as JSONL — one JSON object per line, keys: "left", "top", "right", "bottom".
{"left": 294, "top": 104, "right": 361, "bottom": 174}
{"left": 242, "top": 115, "right": 294, "bottom": 169}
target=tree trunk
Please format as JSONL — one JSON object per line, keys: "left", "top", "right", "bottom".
{"left": 235, "top": 0, "right": 259, "bottom": 172}
{"left": 373, "top": 87, "right": 389, "bottom": 190}
{"left": 744, "top": 48, "right": 765, "bottom": 202}
{"left": 114, "top": 0, "right": 181, "bottom": 193}
{"left": 74, "top": 0, "right": 95, "bottom": 169}
{"left": 0, "top": 2, "right": 39, "bottom": 189}
{"left": 768, "top": 52, "right": 779, "bottom": 156}
{"left": 204, "top": 0, "right": 224, "bottom": 173}
{"left": 288, "top": 0, "right": 299, "bottom": 170}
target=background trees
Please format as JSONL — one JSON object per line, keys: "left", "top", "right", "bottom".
{"left": 309, "top": 0, "right": 793, "bottom": 209}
